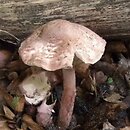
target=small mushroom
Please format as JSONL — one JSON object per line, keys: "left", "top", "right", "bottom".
{"left": 19, "top": 19, "right": 106, "bottom": 129}
{"left": 19, "top": 71, "right": 51, "bottom": 105}
{"left": 36, "top": 96, "right": 56, "bottom": 127}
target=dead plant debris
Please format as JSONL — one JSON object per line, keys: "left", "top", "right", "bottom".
{"left": 0, "top": 35, "right": 130, "bottom": 130}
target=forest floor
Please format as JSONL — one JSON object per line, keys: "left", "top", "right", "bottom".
{"left": 0, "top": 37, "right": 130, "bottom": 130}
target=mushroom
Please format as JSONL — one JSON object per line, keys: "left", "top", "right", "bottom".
{"left": 36, "top": 96, "right": 56, "bottom": 127}
{"left": 19, "top": 70, "right": 51, "bottom": 105}
{"left": 18, "top": 67, "right": 56, "bottom": 127}
{"left": 18, "top": 19, "right": 106, "bottom": 129}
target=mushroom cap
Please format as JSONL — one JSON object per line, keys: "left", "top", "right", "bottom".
{"left": 19, "top": 19, "right": 106, "bottom": 71}
{"left": 19, "top": 71, "right": 51, "bottom": 105}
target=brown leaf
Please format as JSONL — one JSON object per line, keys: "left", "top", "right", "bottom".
{"left": 3, "top": 106, "right": 15, "bottom": 120}
{"left": 74, "top": 57, "right": 90, "bottom": 78}
{"left": 120, "top": 96, "right": 130, "bottom": 109}
{"left": 7, "top": 78, "right": 21, "bottom": 95}
{"left": 120, "top": 126, "right": 130, "bottom": 130}
{"left": 3, "top": 90, "right": 14, "bottom": 109}
{"left": 11, "top": 96, "right": 25, "bottom": 112}
{"left": 22, "top": 114, "right": 44, "bottom": 130}
{"left": 104, "top": 92, "right": 124, "bottom": 103}
{"left": 2, "top": 87, "right": 24, "bottom": 112}
{"left": 0, "top": 87, "right": 14, "bottom": 111}
{"left": 0, "top": 120, "right": 11, "bottom": 130}
{"left": 80, "top": 73, "right": 98, "bottom": 96}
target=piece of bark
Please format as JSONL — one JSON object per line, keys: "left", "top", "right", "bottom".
{"left": 0, "top": 0, "right": 130, "bottom": 41}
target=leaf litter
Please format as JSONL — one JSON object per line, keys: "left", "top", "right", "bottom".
{"left": 0, "top": 38, "right": 130, "bottom": 130}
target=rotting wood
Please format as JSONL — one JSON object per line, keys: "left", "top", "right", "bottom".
{"left": 0, "top": 0, "right": 130, "bottom": 41}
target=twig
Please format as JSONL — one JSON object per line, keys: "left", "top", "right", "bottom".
{"left": 0, "top": 29, "right": 20, "bottom": 42}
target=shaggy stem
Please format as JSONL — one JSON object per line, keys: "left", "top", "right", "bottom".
{"left": 58, "top": 68, "right": 76, "bottom": 130}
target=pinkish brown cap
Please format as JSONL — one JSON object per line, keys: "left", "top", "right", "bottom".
{"left": 19, "top": 19, "right": 106, "bottom": 71}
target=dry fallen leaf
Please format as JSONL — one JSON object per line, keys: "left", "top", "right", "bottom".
{"left": 74, "top": 57, "right": 90, "bottom": 77}
{"left": 7, "top": 77, "right": 22, "bottom": 95}
{"left": 11, "top": 96, "right": 25, "bottom": 112}
{"left": 3, "top": 105, "right": 15, "bottom": 120}
{"left": 81, "top": 71, "right": 97, "bottom": 94}
{"left": 0, "top": 120, "right": 11, "bottom": 130}
{"left": 3, "top": 90, "right": 19, "bottom": 111}
{"left": 121, "top": 96, "right": 130, "bottom": 109}
{"left": 120, "top": 126, "right": 130, "bottom": 130}
{"left": 22, "top": 114, "right": 44, "bottom": 130}
{"left": 104, "top": 92, "right": 124, "bottom": 103}
{"left": 103, "top": 120, "right": 115, "bottom": 130}
{"left": 0, "top": 86, "right": 24, "bottom": 112}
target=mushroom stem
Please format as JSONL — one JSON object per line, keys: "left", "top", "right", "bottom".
{"left": 58, "top": 68, "right": 76, "bottom": 129}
